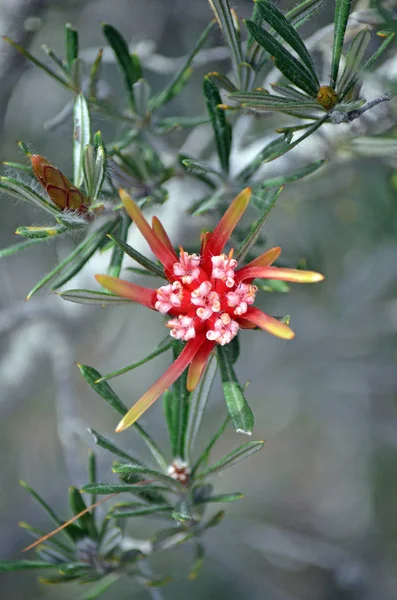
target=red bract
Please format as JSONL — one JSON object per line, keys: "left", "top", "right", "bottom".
{"left": 96, "top": 188, "right": 324, "bottom": 432}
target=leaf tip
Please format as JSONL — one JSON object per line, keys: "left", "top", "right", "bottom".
{"left": 236, "top": 428, "right": 252, "bottom": 436}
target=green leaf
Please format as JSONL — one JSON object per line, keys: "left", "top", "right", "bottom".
{"left": 217, "top": 345, "right": 254, "bottom": 435}
{"left": 255, "top": 0, "right": 318, "bottom": 83}
{"left": 65, "top": 23, "right": 79, "bottom": 72}
{"left": 181, "top": 158, "right": 222, "bottom": 180}
{"left": 207, "top": 72, "right": 237, "bottom": 93}
{"left": 194, "top": 492, "right": 244, "bottom": 504}
{"left": 0, "top": 238, "right": 50, "bottom": 258}
{"left": 184, "top": 356, "right": 217, "bottom": 462}
{"left": 203, "top": 75, "right": 232, "bottom": 174}
{"left": 82, "top": 483, "right": 167, "bottom": 495}
{"left": 287, "top": 0, "right": 326, "bottom": 26}
{"left": 73, "top": 94, "right": 91, "bottom": 188}
{"left": 15, "top": 225, "right": 68, "bottom": 239}
{"left": 361, "top": 32, "right": 395, "bottom": 72}
{"left": 58, "top": 289, "right": 134, "bottom": 305}
{"left": 171, "top": 341, "right": 190, "bottom": 459}
{"left": 96, "top": 338, "right": 172, "bottom": 383}
{"left": 26, "top": 220, "right": 117, "bottom": 299}
{"left": 107, "top": 214, "right": 131, "bottom": 278}
{"left": 208, "top": 0, "right": 244, "bottom": 87}
{"left": 149, "top": 21, "right": 215, "bottom": 111}
{"left": 109, "top": 505, "right": 171, "bottom": 518}
{"left": 0, "top": 176, "right": 60, "bottom": 216}
{"left": 263, "top": 114, "right": 329, "bottom": 162}
{"left": 68, "top": 487, "right": 97, "bottom": 539}
{"left": 198, "top": 441, "right": 264, "bottom": 478}
{"left": 108, "top": 234, "right": 165, "bottom": 278}
{"left": 237, "top": 133, "right": 292, "bottom": 181}
{"left": 189, "top": 543, "right": 205, "bottom": 580}
{"left": 88, "top": 429, "right": 143, "bottom": 464}
{"left": 236, "top": 188, "right": 282, "bottom": 261}
{"left": 81, "top": 574, "right": 120, "bottom": 600}
{"left": 83, "top": 138, "right": 106, "bottom": 202}
{"left": 203, "top": 510, "right": 225, "bottom": 529}
{"left": 88, "top": 450, "right": 97, "bottom": 513}
{"left": 259, "top": 160, "right": 326, "bottom": 190}
{"left": 0, "top": 561, "right": 63, "bottom": 572}
{"left": 338, "top": 29, "right": 371, "bottom": 98}
{"left": 77, "top": 364, "right": 128, "bottom": 416}
{"left": 20, "top": 481, "right": 78, "bottom": 546}
{"left": 231, "top": 91, "right": 319, "bottom": 112}
{"left": 163, "top": 389, "right": 176, "bottom": 454}
{"left": 88, "top": 49, "right": 103, "bottom": 99}
{"left": 132, "top": 78, "right": 150, "bottom": 118}
{"left": 2, "top": 36, "right": 74, "bottom": 91}
{"left": 244, "top": 20, "right": 319, "bottom": 97}
{"left": 270, "top": 83, "right": 315, "bottom": 101}
{"left": 192, "top": 417, "right": 230, "bottom": 476}
{"left": 132, "top": 423, "right": 169, "bottom": 473}
{"left": 102, "top": 24, "right": 141, "bottom": 111}
{"left": 331, "top": 0, "right": 353, "bottom": 87}
{"left": 112, "top": 464, "right": 179, "bottom": 489}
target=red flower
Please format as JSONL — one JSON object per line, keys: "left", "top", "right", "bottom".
{"left": 96, "top": 188, "right": 324, "bottom": 432}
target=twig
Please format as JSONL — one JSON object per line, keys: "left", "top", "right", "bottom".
{"left": 330, "top": 93, "right": 392, "bottom": 124}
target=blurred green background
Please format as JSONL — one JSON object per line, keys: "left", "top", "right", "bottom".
{"left": 1, "top": 0, "right": 397, "bottom": 598}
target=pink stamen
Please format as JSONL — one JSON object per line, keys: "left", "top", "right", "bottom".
{"left": 226, "top": 283, "right": 257, "bottom": 316}
{"left": 155, "top": 281, "right": 183, "bottom": 314}
{"left": 167, "top": 315, "right": 196, "bottom": 341}
{"left": 173, "top": 251, "right": 201, "bottom": 284}
{"left": 206, "top": 313, "right": 239, "bottom": 346}
{"left": 191, "top": 281, "right": 221, "bottom": 321}
{"left": 211, "top": 254, "right": 238, "bottom": 288}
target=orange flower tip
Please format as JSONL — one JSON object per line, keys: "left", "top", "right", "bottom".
{"left": 115, "top": 420, "right": 127, "bottom": 433}
{"left": 236, "top": 428, "right": 252, "bottom": 436}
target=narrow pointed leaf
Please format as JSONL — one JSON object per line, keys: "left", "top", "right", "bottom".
{"left": 259, "top": 159, "right": 325, "bottom": 190}
{"left": 236, "top": 187, "right": 283, "bottom": 262}
{"left": 77, "top": 364, "right": 128, "bottom": 416}
{"left": 192, "top": 416, "right": 230, "bottom": 475}
{"left": 149, "top": 21, "right": 214, "bottom": 110}
{"left": 203, "top": 75, "right": 232, "bottom": 174}
{"left": 207, "top": 71, "right": 237, "bottom": 92}
{"left": 65, "top": 23, "right": 79, "bottom": 71}
{"left": 0, "top": 561, "right": 64, "bottom": 572}
{"left": 331, "top": 0, "right": 353, "bottom": 87}
{"left": 88, "top": 429, "right": 142, "bottom": 464}
{"left": 0, "top": 176, "right": 60, "bottom": 216}
{"left": 97, "top": 339, "right": 172, "bottom": 383}
{"left": 184, "top": 356, "right": 217, "bottom": 462}
{"left": 217, "top": 345, "right": 254, "bottom": 435}
{"left": 16, "top": 225, "right": 68, "bottom": 239}
{"left": 112, "top": 464, "right": 180, "bottom": 489}
{"left": 0, "top": 238, "right": 50, "bottom": 258}
{"left": 231, "top": 91, "right": 319, "bottom": 112}
{"left": 102, "top": 24, "right": 141, "bottom": 110}
{"left": 82, "top": 483, "right": 167, "bottom": 495}
{"left": 83, "top": 139, "right": 106, "bottom": 202}
{"left": 26, "top": 220, "right": 117, "bottom": 299}
{"left": 109, "top": 505, "right": 171, "bottom": 518}
{"left": 107, "top": 214, "right": 131, "bottom": 278}
{"left": 2, "top": 37, "right": 73, "bottom": 91}
{"left": 58, "top": 289, "right": 134, "bottom": 305}
{"left": 361, "top": 32, "right": 395, "bottom": 72}
{"left": 88, "top": 450, "right": 97, "bottom": 515}
{"left": 73, "top": 94, "right": 91, "bottom": 188}
{"left": 237, "top": 133, "right": 292, "bottom": 181}
{"left": 81, "top": 574, "right": 120, "bottom": 600}
{"left": 255, "top": 0, "right": 318, "bottom": 83}
{"left": 68, "top": 487, "right": 97, "bottom": 539}
{"left": 245, "top": 20, "right": 319, "bottom": 97}
{"left": 208, "top": 0, "right": 244, "bottom": 86}
{"left": 195, "top": 492, "right": 244, "bottom": 504}
{"left": 189, "top": 543, "right": 205, "bottom": 580}
{"left": 338, "top": 29, "right": 371, "bottom": 97}
{"left": 263, "top": 114, "right": 329, "bottom": 162}
{"left": 198, "top": 440, "right": 264, "bottom": 478}
{"left": 88, "top": 49, "right": 103, "bottom": 99}
{"left": 108, "top": 234, "right": 165, "bottom": 278}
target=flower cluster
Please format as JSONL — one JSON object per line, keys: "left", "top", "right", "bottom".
{"left": 96, "top": 188, "right": 324, "bottom": 432}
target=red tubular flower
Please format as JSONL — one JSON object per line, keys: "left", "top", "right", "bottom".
{"left": 96, "top": 188, "right": 324, "bottom": 432}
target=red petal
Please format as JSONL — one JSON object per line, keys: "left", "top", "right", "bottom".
{"left": 115, "top": 335, "right": 206, "bottom": 431}
{"left": 244, "top": 306, "right": 295, "bottom": 340}
{"left": 186, "top": 340, "right": 216, "bottom": 391}
{"left": 95, "top": 275, "right": 156, "bottom": 309}
{"left": 205, "top": 188, "right": 251, "bottom": 258}
{"left": 237, "top": 266, "right": 324, "bottom": 283}
{"left": 239, "top": 246, "right": 282, "bottom": 270}
{"left": 152, "top": 216, "right": 176, "bottom": 256}
{"left": 119, "top": 189, "right": 177, "bottom": 271}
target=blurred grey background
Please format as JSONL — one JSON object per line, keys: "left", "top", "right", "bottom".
{"left": 1, "top": 0, "right": 397, "bottom": 599}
